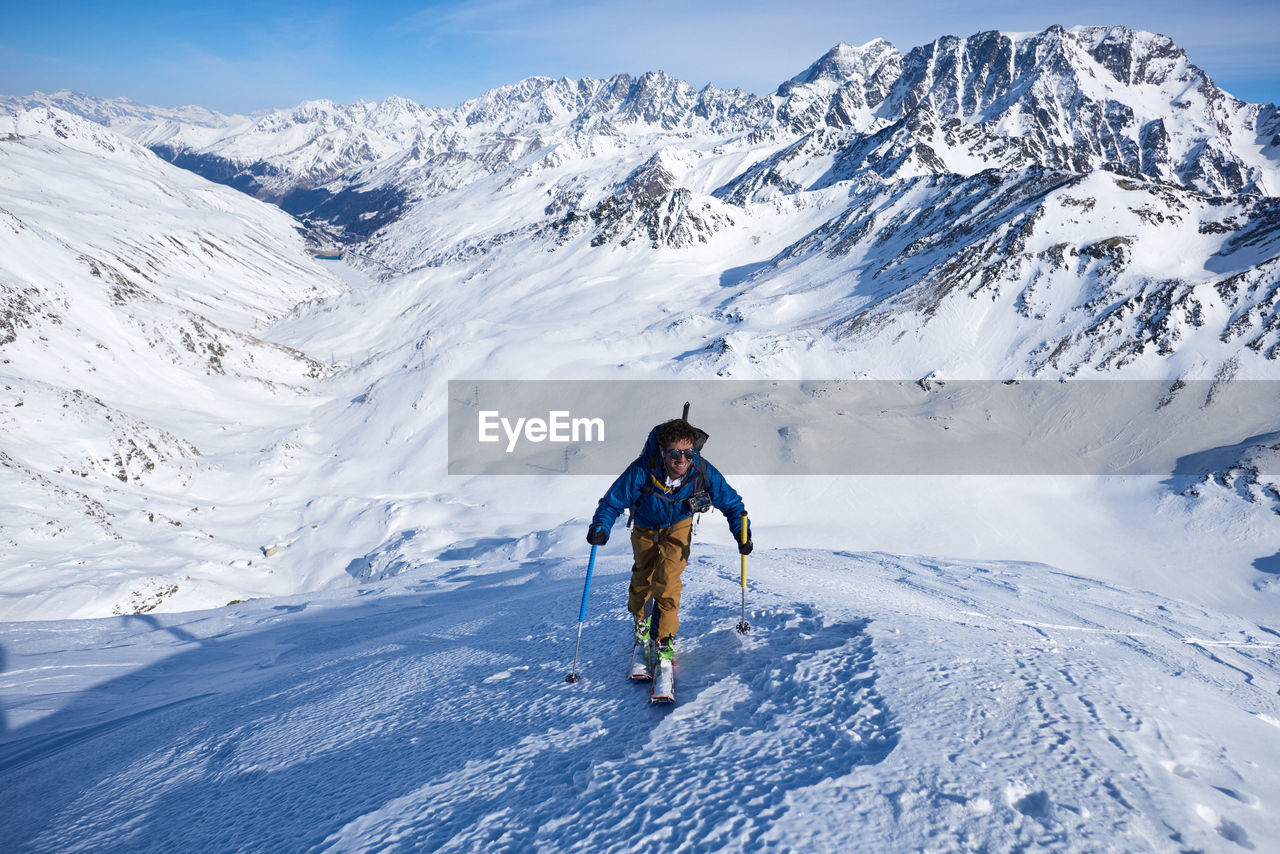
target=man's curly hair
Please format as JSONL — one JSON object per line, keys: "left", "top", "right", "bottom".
{"left": 656, "top": 418, "right": 698, "bottom": 449}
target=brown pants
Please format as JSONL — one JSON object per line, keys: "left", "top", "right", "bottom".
{"left": 627, "top": 517, "right": 693, "bottom": 640}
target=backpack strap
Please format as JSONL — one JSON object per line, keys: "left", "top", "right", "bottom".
{"left": 627, "top": 459, "right": 707, "bottom": 527}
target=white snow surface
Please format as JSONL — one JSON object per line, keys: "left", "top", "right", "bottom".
{"left": 3, "top": 546, "right": 1278, "bottom": 851}
{"left": 6, "top": 107, "right": 1275, "bottom": 627}
{"left": 2, "top": 27, "right": 1280, "bottom": 851}
{"left": 1, "top": 108, "right": 344, "bottom": 620}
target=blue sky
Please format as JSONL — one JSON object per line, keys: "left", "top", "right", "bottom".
{"left": 3, "top": 1, "right": 1278, "bottom": 114}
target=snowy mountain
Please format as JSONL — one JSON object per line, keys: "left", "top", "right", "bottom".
{"left": 722, "top": 167, "right": 1280, "bottom": 376}
{"left": 0, "top": 107, "right": 343, "bottom": 618}
{"left": 48, "top": 26, "right": 1272, "bottom": 383}
{"left": 2, "top": 23, "right": 1280, "bottom": 853}
{"left": 774, "top": 39, "right": 903, "bottom": 132}
{"left": 1, "top": 24, "right": 1276, "bottom": 620}
{"left": 78, "top": 25, "right": 1278, "bottom": 236}
{"left": 829, "top": 26, "right": 1280, "bottom": 194}
{"left": 0, "top": 89, "right": 244, "bottom": 141}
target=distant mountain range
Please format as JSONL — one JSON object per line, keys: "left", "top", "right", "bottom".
{"left": 10, "top": 26, "right": 1277, "bottom": 233}
{"left": 19, "top": 23, "right": 1268, "bottom": 378}
{"left": 2, "top": 24, "right": 1279, "bottom": 619}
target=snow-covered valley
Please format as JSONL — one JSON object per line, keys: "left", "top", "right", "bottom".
{"left": 3, "top": 22, "right": 1280, "bottom": 852}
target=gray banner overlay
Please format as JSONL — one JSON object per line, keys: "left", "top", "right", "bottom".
{"left": 447, "top": 380, "right": 1280, "bottom": 476}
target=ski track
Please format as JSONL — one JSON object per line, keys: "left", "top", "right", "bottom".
{"left": 1, "top": 549, "right": 1278, "bottom": 852}
{"left": 318, "top": 602, "right": 892, "bottom": 853}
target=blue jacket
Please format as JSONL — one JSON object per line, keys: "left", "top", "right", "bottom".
{"left": 591, "top": 425, "right": 748, "bottom": 540}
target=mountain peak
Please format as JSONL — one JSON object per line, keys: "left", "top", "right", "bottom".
{"left": 4, "top": 106, "right": 141, "bottom": 159}
{"left": 1064, "top": 24, "right": 1204, "bottom": 91}
{"left": 790, "top": 39, "right": 900, "bottom": 87}
{"left": 0, "top": 90, "right": 238, "bottom": 129}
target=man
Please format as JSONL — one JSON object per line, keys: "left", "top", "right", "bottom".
{"left": 587, "top": 417, "right": 752, "bottom": 663}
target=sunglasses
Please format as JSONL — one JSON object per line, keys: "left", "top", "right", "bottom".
{"left": 664, "top": 448, "right": 696, "bottom": 461}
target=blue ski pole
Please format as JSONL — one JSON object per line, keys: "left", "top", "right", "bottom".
{"left": 565, "top": 544, "right": 598, "bottom": 683}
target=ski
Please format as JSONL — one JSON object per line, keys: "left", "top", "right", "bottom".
{"left": 649, "top": 654, "right": 675, "bottom": 703}
{"left": 629, "top": 641, "right": 652, "bottom": 681}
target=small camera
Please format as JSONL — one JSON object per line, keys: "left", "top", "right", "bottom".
{"left": 687, "top": 491, "right": 712, "bottom": 513}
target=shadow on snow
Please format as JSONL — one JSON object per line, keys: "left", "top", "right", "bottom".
{"left": 0, "top": 558, "right": 897, "bottom": 851}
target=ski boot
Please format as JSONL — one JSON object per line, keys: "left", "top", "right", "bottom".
{"left": 629, "top": 611, "right": 653, "bottom": 681}
{"left": 650, "top": 635, "right": 676, "bottom": 702}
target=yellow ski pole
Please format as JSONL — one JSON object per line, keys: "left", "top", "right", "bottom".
{"left": 736, "top": 511, "right": 750, "bottom": 634}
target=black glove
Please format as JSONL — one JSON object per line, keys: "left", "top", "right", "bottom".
{"left": 738, "top": 539, "right": 753, "bottom": 556}
{"left": 586, "top": 526, "right": 609, "bottom": 546}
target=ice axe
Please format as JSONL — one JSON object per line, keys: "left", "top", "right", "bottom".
{"left": 736, "top": 511, "right": 750, "bottom": 634}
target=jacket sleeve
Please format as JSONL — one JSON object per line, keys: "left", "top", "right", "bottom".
{"left": 591, "top": 463, "right": 646, "bottom": 532}
{"left": 703, "top": 460, "right": 748, "bottom": 540}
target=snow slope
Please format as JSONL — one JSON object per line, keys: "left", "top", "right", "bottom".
{"left": 1, "top": 24, "right": 1279, "bottom": 852}
{"left": 0, "top": 108, "right": 345, "bottom": 619}
{"left": 2, "top": 99, "right": 1278, "bottom": 626}
{"left": 2, "top": 544, "right": 1278, "bottom": 851}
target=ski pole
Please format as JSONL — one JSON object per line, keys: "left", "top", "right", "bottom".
{"left": 565, "top": 543, "right": 599, "bottom": 683}
{"left": 736, "top": 511, "right": 750, "bottom": 634}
